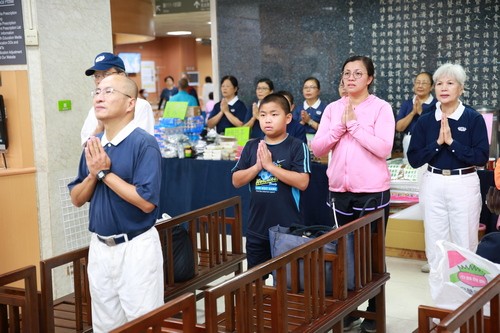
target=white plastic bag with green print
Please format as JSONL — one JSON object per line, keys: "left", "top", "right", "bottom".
{"left": 429, "top": 240, "right": 500, "bottom": 314}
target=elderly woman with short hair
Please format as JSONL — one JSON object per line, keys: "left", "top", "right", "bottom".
{"left": 408, "top": 63, "right": 489, "bottom": 275}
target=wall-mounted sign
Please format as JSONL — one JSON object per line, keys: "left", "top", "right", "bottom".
{"left": 58, "top": 100, "right": 72, "bottom": 112}
{"left": 0, "top": 0, "right": 27, "bottom": 65}
{"left": 141, "top": 60, "right": 156, "bottom": 93}
{"left": 155, "top": 0, "right": 209, "bottom": 14}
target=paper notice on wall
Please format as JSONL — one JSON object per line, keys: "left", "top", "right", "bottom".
{"left": 141, "top": 61, "right": 156, "bottom": 93}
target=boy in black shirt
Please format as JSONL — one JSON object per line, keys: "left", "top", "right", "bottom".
{"left": 232, "top": 93, "right": 311, "bottom": 268}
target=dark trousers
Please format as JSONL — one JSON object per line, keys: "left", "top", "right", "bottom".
{"left": 329, "top": 190, "right": 390, "bottom": 313}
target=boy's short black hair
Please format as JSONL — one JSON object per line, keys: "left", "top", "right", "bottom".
{"left": 260, "top": 93, "right": 291, "bottom": 114}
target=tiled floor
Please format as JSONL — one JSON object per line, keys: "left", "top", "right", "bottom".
{"left": 345, "top": 256, "right": 433, "bottom": 333}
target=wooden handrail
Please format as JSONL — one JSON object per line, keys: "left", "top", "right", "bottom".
{"left": 39, "top": 246, "right": 90, "bottom": 333}
{"left": 109, "top": 293, "right": 197, "bottom": 332}
{"left": 437, "top": 274, "right": 500, "bottom": 333}
{"left": 203, "top": 210, "right": 388, "bottom": 332}
{"left": 0, "top": 265, "right": 40, "bottom": 333}
{"left": 38, "top": 196, "right": 245, "bottom": 332}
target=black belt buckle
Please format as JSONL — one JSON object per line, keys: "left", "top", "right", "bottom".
{"left": 98, "top": 235, "right": 124, "bottom": 246}
{"left": 97, "top": 227, "right": 151, "bottom": 247}
{"left": 103, "top": 237, "right": 118, "bottom": 246}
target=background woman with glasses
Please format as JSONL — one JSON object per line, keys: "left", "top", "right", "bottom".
{"left": 207, "top": 75, "right": 247, "bottom": 134}
{"left": 395, "top": 72, "right": 437, "bottom": 163}
{"left": 292, "top": 76, "right": 327, "bottom": 134}
{"left": 244, "top": 78, "right": 274, "bottom": 138}
{"left": 311, "top": 55, "right": 394, "bottom": 333}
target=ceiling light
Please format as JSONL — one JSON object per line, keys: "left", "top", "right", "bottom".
{"left": 207, "top": 21, "right": 211, "bottom": 25}
{"left": 195, "top": 38, "right": 202, "bottom": 42}
{"left": 167, "top": 31, "right": 192, "bottom": 36}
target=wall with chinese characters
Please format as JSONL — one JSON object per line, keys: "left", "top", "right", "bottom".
{"left": 216, "top": 0, "right": 499, "bottom": 111}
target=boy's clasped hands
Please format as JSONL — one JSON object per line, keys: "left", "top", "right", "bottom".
{"left": 255, "top": 140, "right": 273, "bottom": 171}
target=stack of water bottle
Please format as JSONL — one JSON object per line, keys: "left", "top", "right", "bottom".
{"left": 154, "top": 116, "right": 205, "bottom": 158}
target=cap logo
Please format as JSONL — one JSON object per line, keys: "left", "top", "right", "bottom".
{"left": 95, "top": 55, "right": 106, "bottom": 63}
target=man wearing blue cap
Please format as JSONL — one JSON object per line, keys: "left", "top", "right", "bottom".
{"left": 80, "top": 52, "right": 155, "bottom": 146}
{"left": 69, "top": 75, "right": 163, "bottom": 331}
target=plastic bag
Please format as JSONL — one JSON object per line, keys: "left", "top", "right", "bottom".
{"left": 429, "top": 240, "right": 500, "bottom": 313}
{"left": 269, "top": 224, "right": 355, "bottom": 293}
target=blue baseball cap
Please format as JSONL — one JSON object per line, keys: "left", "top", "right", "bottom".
{"left": 85, "top": 52, "right": 125, "bottom": 76}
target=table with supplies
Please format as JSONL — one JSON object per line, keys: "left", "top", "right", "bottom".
{"left": 158, "top": 158, "right": 497, "bottom": 235}
{"left": 158, "top": 158, "right": 331, "bottom": 233}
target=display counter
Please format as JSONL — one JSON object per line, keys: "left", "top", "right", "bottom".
{"left": 158, "top": 158, "right": 497, "bottom": 236}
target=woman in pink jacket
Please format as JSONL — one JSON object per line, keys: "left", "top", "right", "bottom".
{"left": 311, "top": 55, "right": 394, "bottom": 333}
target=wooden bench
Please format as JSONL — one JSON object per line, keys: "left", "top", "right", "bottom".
{"left": 201, "top": 209, "right": 389, "bottom": 333}
{"left": 39, "top": 196, "right": 245, "bottom": 332}
{"left": 39, "top": 247, "right": 92, "bottom": 333}
{"left": 417, "top": 274, "right": 500, "bottom": 333}
{"left": 109, "top": 293, "right": 199, "bottom": 333}
{"left": 114, "top": 210, "right": 389, "bottom": 332}
{"left": 155, "top": 196, "right": 246, "bottom": 302}
{"left": 0, "top": 265, "right": 40, "bottom": 333}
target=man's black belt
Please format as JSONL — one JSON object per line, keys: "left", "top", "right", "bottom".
{"left": 427, "top": 165, "right": 476, "bottom": 176}
{"left": 97, "top": 226, "right": 152, "bottom": 246}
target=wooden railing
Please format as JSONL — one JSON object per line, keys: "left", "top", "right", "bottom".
{"left": 155, "top": 196, "right": 246, "bottom": 302}
{"left": 0, "top": 265, "right": 40, "bottom": 333}
{"left": 38, "top": 196, "right": 245, "bottom": 332}
{"left": 110, "top": 293, "right": 199, "bottom": 333}
{"left": 108, "top": 210, "right": 390, "bottom": 333}
{"left": 202, "top": 209, "right": 389, "bottom": 332}
{"left": 418, "top": 274, "right": 500, "bottom": 333}
{"left": 39, "top": 247, "right": 91, "bottom": 333}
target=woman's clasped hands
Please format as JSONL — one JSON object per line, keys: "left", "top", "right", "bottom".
{"left": 437, "top": 113, "right": 453, "bottom": 146}
{"left": 341, "top": 98, "right": 357, "bottom": 126}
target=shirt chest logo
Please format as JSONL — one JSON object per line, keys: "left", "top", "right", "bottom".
{"left": 458, "top": 126, "right": 467, "bottom": 132}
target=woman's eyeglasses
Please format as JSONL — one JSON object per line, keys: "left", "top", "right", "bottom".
{"left": 342, "top": 71, "right": 365, "bottom": 80}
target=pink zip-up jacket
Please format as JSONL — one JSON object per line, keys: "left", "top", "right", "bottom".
{"left": 311, "top": 95, "right": 395, "bottom": 193}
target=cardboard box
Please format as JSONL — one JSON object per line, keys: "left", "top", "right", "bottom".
{"left": 386, "top": 217, "right": 425, "bottom": 251}
{"left": 386, "top": 202, "right": 426, "bottom": 259}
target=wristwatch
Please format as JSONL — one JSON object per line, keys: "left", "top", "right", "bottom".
{"left": 97, "top": 169, "right": 110, "bottom": 182}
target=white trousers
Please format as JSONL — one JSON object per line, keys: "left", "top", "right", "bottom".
{"left": 402, "top": 134, "right": 411, "bottom": 163}
{"left": 88, "top": 227, "right": 164, "bottom": 333}
{"left": 420, "top": 171, "right": 481, "bottom": 272}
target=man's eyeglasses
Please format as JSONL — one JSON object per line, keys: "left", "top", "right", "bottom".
{"left": 91, "top": 87, "right": 133, "bottom": 99}
{"left": 342, "top": 71, "right": 365, "bottom": 80}
{"left": 303, "top": 86, "right": 318, "bottom": 90}
{"left": 414, "top": 81, "right": 431, "bottom": 86}
{"left": 93, "top": 71, "right": 118, "bottom": 80}
{"left": 256, "top": 87, "right": 270, "bottom": 91}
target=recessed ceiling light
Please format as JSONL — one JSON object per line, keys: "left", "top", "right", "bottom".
{"left": 195, "top": 38, "right": 202, "bottom": 42}
{"left": 207, "top": 21, "right": 211, "bottom": 25}
{"left": 167, "top": 31, "right": 192, "bottom": 36}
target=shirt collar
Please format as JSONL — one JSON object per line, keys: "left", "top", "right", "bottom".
{"left": 303, "top": 98, "right": 321, "bottom": 109}
{"left": 101, "top": 121, "right": 136, "bottom": 147}
{"left": 434, "top": 100, "right": 465, "bottom": 121}
{"left": 227, "top": 96, "right": 239, "bottom": 106}
{"left": 412, "top": 94, "right": 435, "bottom": 105}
